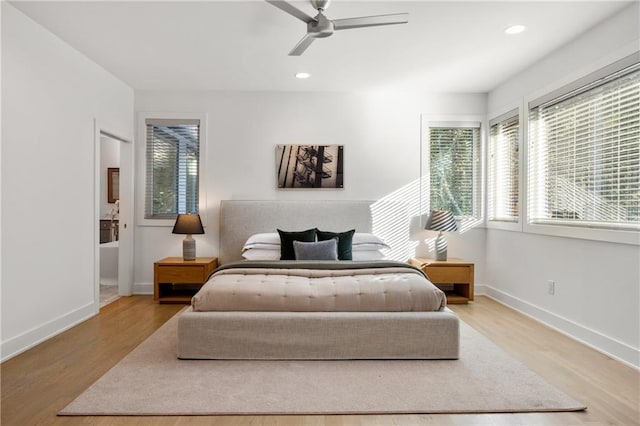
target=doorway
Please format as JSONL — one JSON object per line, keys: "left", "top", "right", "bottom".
{"left": 94, "top": 123, "right": 133, "bottom": 313}
{"left": 99, "top": 135, "right": 121, "bottom": 307}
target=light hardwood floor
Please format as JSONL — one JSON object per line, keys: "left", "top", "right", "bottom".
{"left": 1, "top": 296, "right": 638, "bottom": 425}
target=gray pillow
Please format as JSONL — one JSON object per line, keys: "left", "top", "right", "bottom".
{"left": 293, "top": 238, "right": 338, "bottom": 261}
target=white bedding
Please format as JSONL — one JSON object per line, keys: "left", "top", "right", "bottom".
{"left": 192, "top": 264, "right": 447, "bottom": 312}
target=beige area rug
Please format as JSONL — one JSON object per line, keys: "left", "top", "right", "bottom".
{"left": 60, "top": 311, "right": 586, "bottom": 416}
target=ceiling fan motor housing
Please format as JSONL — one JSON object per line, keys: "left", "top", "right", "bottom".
{"left": 308, "top": 13, "right": 334, "bottom": 38}
{"left": 311, "top": 0, "right": 331, "bottom": 11}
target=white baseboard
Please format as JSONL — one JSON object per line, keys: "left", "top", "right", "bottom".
{"left": 133, "top": 282, "right": 153, "bottom": 295}
{"left": 1, "top": 302, "right": 96, "bottom": 363}
{"left": 474, "top": 284, "right": 489, "bottom": 295}
{"left": 483, "top": 286, "right": 639, "bottom": 370}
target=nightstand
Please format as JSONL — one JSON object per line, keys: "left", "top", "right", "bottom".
{"left": 408, "top": 257, "right": 474, "bottom": 304}
{"left": 154, "top": 257, "right": 218, "bottom": 304}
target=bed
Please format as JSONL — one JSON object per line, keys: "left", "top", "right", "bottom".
{"left": 177, "top": 200, "right": 460, "bottom": 360}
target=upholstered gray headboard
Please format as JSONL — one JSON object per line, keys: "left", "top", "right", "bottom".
{"left": 219, "top": 200, "right": 375, "bottom": 265}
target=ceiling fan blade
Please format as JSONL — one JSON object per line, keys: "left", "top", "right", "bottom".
{"left": 265, "top": 0, "right": 315, "bottom": 23}
{"left": 333, "top": 13, "right": 409, "bottom": 31}
{"left": 289, "top": 33, "right": 316, "bottom": 56}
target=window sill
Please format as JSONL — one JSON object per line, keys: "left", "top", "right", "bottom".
{"left": 522, "top": 222, "right": 639, "bottom": 246}
{"left": 137, "top": 218, "right": 176, "bottom": 227}
{"left": 487, "top": 220, "right": 522, "bottom": 233}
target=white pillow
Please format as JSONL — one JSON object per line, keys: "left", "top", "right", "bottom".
{"left": 352, "top": 233, "right": 390, "bottom": 249}
{"left": 352, "top": 243, "right": 391, "bottom": 252}
{"left": 352, "top": 250, "right": 386, "bottom": 261}
{"left": 243, "top": 246, "right": 385, "bottom": 261}
{"left": 242, "top": 232, "right": 390, "bottom": 253}
{"left": 242, "top": 248, "right": 281, "bottom": 261}
{"left": 242, "top": 243, "right": 280, "bottom": 252}
{"left": 242, "top": 233, "right": 281, "bottom": 251}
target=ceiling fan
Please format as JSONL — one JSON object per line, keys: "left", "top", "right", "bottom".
{"left": 265, "top": 0, "right": 409, "bottom": 56}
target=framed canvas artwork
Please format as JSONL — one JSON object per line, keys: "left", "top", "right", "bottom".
{"left": 276, "top": 145, "right": 344, "bottom": 189}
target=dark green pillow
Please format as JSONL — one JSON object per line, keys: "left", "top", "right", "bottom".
{"left": 317, "top": 229, "right": 355, "bottom": 260}
{"left": 277, "top": 228, "right": 317, "bottom": 260}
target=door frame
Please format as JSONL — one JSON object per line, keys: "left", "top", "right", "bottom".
{"left": 94, "top": 120, "right": 134, "bottom": 312}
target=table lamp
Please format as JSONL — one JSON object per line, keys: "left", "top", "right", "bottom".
{"left": 172, "top": 213, "right": 205, "bottom": 260}
{"left": 425, "top": 210, "right": 458, "bottom": 261}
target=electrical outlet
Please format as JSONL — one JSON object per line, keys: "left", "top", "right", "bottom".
{"left": 547, "top": 280, "right": 555, "bottom": 295}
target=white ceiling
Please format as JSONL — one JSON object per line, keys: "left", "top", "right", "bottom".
{"left": 11, "top": 0, "right": 633, "bottom": 92}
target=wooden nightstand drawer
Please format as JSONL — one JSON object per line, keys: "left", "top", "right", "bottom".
{"left": 409, "top": 257, "right": 474, "bottom": 304}
{"left": 154, "top": 257, "right": 218, "bottom": 303}
{"left": 424, "top": 266, "right": 470, "bottom": 283}
{"left": 157, "top": 266, "right": 207, "bottom": 283}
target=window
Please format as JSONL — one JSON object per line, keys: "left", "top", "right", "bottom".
{"left": 427, "top": 122, "right": 481, "bottom": 218}
{"left": 145, "top": 119, "right": 200, "bottom": 219}
{"left": 488, "top": 111, "right": 520, "bottom": 222}
{"left": 528, "top": 57, "right": 640, "bottom": 230}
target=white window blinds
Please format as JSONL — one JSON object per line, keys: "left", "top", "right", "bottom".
{"left": 145, "top": 119, "right": 200, "bottom": 219}
{"left": 528, "top": 59, "right": 640, "bottom": 230}
{"left": 428, "top": 123, "right": 481, "bottom": 218}
{"left": 489, "top": 111, "right": 519, "bottom": 222}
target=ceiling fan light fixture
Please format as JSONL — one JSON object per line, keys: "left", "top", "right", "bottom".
{"left": 295, "top": 72, "right": 311, "bottom": 79}
{"left": 505, "top": 24, "right": 526, "bottom": 35}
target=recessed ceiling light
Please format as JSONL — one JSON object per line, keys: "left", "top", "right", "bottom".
{"left": 295, "top": 72, "right": 311, "bottom": 79}
{"left": 505, "top": 25, "right": 526, "bottom": 35}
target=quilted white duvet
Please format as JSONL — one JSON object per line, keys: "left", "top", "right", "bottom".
{"left": 192, "top": 263, "right": 447, "bottom": 312}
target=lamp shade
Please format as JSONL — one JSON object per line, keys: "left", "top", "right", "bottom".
{"left": 425, "top": 210, "right": 458, "bottom": 232}
{"left": 172, "top": 213, "right": 204, "bottom": 235}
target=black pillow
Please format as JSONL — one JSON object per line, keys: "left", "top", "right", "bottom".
{"left": 277, "top": 228, "right": 318, "bottom": 260}
{"left": 317, "top": 229, "right": 355, "bottom": 260}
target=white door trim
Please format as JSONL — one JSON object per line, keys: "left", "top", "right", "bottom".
{"left": 94, "top": 120, "right": 134, "bottom": 313}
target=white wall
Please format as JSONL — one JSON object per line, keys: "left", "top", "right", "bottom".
{"left": 134, "top": 90, "right": 487, "bottom": 291}
{"left": 487, "top": 3, "right": 640, "bottom": 368}
{"left": 100, "top": 136, "right": 120, "bottom": 218}
{"left": 1, "top": 3, "right": 134, "bottom": 360}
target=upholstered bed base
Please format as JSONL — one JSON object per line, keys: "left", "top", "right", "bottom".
{"left": 177, "top": 307, "right": 460, "bottom": 360}
{"left": 177, "top": 200, "right": 460, "bottom": 361}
